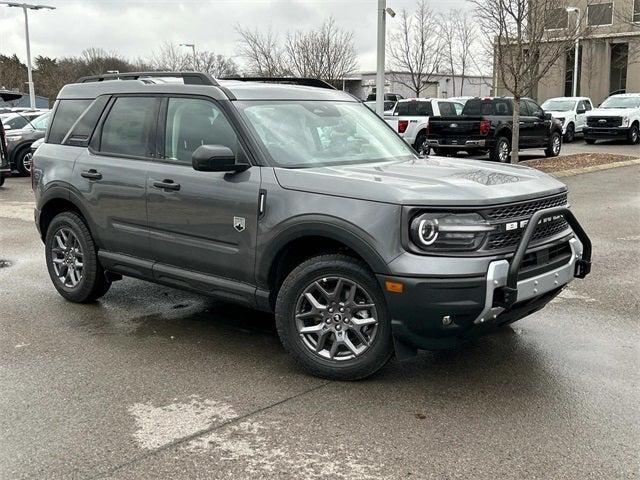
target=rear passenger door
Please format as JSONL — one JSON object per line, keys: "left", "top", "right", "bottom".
{"left": 525, "top": 99, "right": 547, "bottom": 145}
{"left": 517, "top": 100, "right": 534, "bottom": 146}
{"left": 146, "top": 96, "right": 261, "bottom": 286}
{"left": 71, "top": 95, "right": 159, "bottom": 260}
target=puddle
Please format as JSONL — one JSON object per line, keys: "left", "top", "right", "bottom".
{"left": 0, "top": 259, "right": 12, "bottom": 268}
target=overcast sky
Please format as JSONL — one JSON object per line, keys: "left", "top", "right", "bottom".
{"left": 0, "top": 0, "right": 468, "bottom": 71}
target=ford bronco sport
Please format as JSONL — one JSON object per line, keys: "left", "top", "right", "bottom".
{"left": 33, "top": 72, "right": 592, "bottom": 380}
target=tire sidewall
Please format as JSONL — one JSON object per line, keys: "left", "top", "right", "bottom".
{"left": 564, "top": 123, "right": 575, "bottom": 143}
{"left": 45, "top": 213, "right": 100, "bottom": 302}
{"left": 629, "top": 124, "right": 639, "bottom": 145}
{"left": 16, "top": 147, "right": 31, "bottom": 176}
{"left": 275, "top": 256, "right": 393, "bottom": 380}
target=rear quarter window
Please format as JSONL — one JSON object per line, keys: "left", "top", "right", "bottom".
{"left": 48, "top": 99, "right": 92, "bottom": 144}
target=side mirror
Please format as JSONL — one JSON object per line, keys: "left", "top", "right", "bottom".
{"left": 576, "top": 108, "right": 586, "bottom": 114}
{"left": 543, "top": 112, "right": 552, "bottom": 120}
{"left": 3, "top": 125, "right": 12, "bottom": 131}
{"left": 192, "top": 145, "right": 249, "bottom": 173}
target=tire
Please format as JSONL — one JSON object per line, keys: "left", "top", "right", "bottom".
{"left": 16, "top": 147, "right": 32, "bottom": 176}
{"left": 275, "top": 254, "right": 393, "bottom": 380}
{"left": 490, "top": 136, "right": 510, "bottom": 162}
{"left": 413, "top": 131, "right": 430, "bottom": 156}
{"left": 0, "top": 176, "right": 4, "bottom": 187}
{"left": 563, "top": 123, "right": 575, "bottom": 143}
{"left": 628, "top": 123, "right": 639, "bottom": 145}
{"left": 585, "top": 139, "right": 596, "bottom": 145}
{"left": 545, "top": 131, "right": 562, "bottom": 157}
{"left": 45, "top": 211, "right": 111, "bottom": 303}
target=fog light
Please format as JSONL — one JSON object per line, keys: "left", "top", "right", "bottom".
{"left": 442, "top": 315, "right": 452, "bottom": 326}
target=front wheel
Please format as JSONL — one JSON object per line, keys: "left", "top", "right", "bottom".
{"left": 545, "top": 131, "right": 562, "bottom": 157}
{"left": 45, "top": 211, "right": 111, "bottom": 303}
{"left": 628, "top": 123, "right": 639, "bottom": 145}
{"left": 275, "top": 254, "right": 393, "bottom": 380}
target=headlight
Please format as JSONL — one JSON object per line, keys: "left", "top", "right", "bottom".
{"left": 409, "top": 212, "right": 495, "bottom": 252}
{"left": 556, "top": 117, "right": 565, "bottom": 124}
{"left": 621, "top": 116, "right": 629, "bottom": 126}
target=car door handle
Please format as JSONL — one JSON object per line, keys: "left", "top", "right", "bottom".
{"left": 153, "top": 179, "right": 181, "bottom": 191}
{"left": 81, "top": 169, "right": 102, "bottom": 180}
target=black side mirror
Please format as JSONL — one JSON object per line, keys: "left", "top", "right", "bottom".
{"left": 543, "top": 112, "right": 552, "bottom": 120}
{"left": 576, "top": 108, "right": 586, "bottom": 114}
{"left": 192, "top": 145, "right": 249, "bottom": 172}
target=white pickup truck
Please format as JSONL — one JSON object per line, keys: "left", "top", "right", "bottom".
{"left": 540, "top": 96, "right": 594, "bottom": 143}
{"left": 384, "top": 98, "right": 463, "bottom": 154}
{"left": 583, "top": 93, "right": 640, "bottom": 145}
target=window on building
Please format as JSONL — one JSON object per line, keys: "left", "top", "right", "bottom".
{"left": 609, "top": 43, "right": 629, "bottom": 94}
{"left": 564, "top": 46, "right": 583, "bottom": 97}
{"left": 545, "top": 8, "right": 569, "bottom": 29}
{"left": 634, "top": 0, "right": 640, "bottom": 22}
{"left": 587, "top": 3, "right": 613, "bottom": 26}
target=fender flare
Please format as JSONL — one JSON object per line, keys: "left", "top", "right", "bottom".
{"left": 38, "top": 184, "right": 98, "bottom": 243}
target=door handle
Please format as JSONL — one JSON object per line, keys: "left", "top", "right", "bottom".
{"left": 81, "top": 169, "right": 102, "bottom": 180}
{"left": 153, "top": 179, "right": 181, "bottom": 191}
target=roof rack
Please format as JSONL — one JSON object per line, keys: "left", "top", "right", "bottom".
{"left": 222, "top": 76, "right": 336, "bottom": 90}
{"left": 76, "top": 71, "right": 219, "bottom": 86}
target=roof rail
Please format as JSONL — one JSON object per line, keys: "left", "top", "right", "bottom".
{"left": 222, "top": 76, "right": 336, "bottom": 90}
{"left": 76, "top": 71, "right": 219, "bottom": 86}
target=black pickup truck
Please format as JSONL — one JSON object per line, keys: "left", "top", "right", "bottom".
{"left": 427, "top": 97, "right": 564, "bottom": 162}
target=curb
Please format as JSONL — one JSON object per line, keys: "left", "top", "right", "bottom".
{"left": 550, "top": 158, "right": 640, "bottom": 178}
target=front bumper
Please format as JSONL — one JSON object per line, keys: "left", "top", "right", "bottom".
{"left": 379, "top": 206, "right": 592, "bottom": 354}
{"left": 583, "top": 126, "right": 629, "bottom": 140}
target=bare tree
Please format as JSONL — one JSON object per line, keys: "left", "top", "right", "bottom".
{"left": 470, "top": 0, "right": 587, "bottom": 162}
{"left": 196, "top": 51, "right": 239, "bottom": 77}
{"left": 440, "top": 10, "right": 477, "bottom": 96}
{"left": 386, "top": 0, "right": 444, "bottom": 97}
{"left": 285, "top": 17, "right": 358, "bottom": 85}
{"left": 148, "top": 42, "right": 192, "bottom": 71}
{"left": 236, "top": 27, "right": 288, "bottom": 76}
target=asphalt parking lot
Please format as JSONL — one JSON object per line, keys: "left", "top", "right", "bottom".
{"left": 1, "top": 166, "right": 638, "bottom": 479}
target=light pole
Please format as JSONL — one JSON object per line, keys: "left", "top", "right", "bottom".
{"left": 180, "top": 43, "right": 197, "bottom": 71}
{"left": 566, "top": 7, "right": 580, "bottom": 97}
{"left": 376, "top": 1, "right": 395, "bottom": 117}
{"left": 0, "top": 2, "right": 55, "bottom": 109}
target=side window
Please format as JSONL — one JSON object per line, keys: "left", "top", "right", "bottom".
{"left": 416, "top": 102, "right": 433, "bottom": 116}
{"left": 100, "top": 97, "right": 157, "bottom": 157}
{"left": 584, "top": 100, "right": 592, "bottom": 111}
{"left": 438, "top": 102, "right": 456, "bottom": 116}
{"left": 48, "top": 100, "right": 92, "bottom": 144}
{"left": 164, "top": 97, "right": 237, "bottom": 164}
{"left": 526, "top": 100, "right": 543, "bottom": 117}
{"left": 65, "top": 96, "right": 110, "bottom": 146}
{"left": 519, "top": 101, "right": 530, "bottom": 116}
{"left": 31, "top": 113, "right": 50, "bottom": 131}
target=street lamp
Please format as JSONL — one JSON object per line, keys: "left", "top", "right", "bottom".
{"left": 0, "top": 2, "right": 55, "bottom": 109}
{"left": 566, "top": 7, "right": 580, "bottom": 97}
{"left": 376, "top": 1, "right": 395, "bottom": 116}
{"left": 180, "top": 43, "right": 197, "bottom": 71}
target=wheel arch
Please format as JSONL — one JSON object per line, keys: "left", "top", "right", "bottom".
{"left": 38, "top": 188, "right": 93, "bottom": 243}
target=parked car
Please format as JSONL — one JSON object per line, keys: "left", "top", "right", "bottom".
{"left": 364, "top": 100, "right": 396, "bottom": 114}
{"left": 365, "top": 92, "right": 404, "bottom": 103}
{"left": 427, "top": 97, "right": 564, "bottom": 162}
{"left": 540, "top": 97, "right": 593, "bottom": 143}
{"left": 33, "top": 72, "right": 591, "bottom": 380}
{"left": 583, "top": 93, "right": 640, "bottom": 145}
{"left": 0, "top": 90, "right": 24, "bottom": 186}
{"left": 1, "top": 110, "right": 50, "bottom": 175}
{"left": 385, "top": 98, "right": 463, "bottom": 154}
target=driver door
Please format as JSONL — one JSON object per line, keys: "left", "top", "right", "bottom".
{"left": 146, "top": 96, "right": 261, "bottom": 285}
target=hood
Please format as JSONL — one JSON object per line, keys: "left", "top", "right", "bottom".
{"left": 586, "top": 107, "right": 636, "bottom": 116}
{"left": 274, "top": 157, "right": 567, "bottom": 206}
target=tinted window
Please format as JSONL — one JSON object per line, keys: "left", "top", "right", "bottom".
{"left": 525, "top": 100, "right": 543, "bottom": 117}
{"left": 48, "top": 100, "right": 91, "bottom": 144}
{"left": 395, "top": 101, "right": 433, "bottom": 116}
{"left": 438, "top": 102, "right": 457, "bottom": 116}
{"left": 164, "top": 97, "right": 237, "bottom": 164}
{"left": 588, "top": 2, "right": 613, "bottom": 25}
{"left": 100, "top": 97, "right": 157, "bottom": 157}
{"left": 1, "top": 114, "right": 29, "bottom": 130}
{"left": 545, "top": 7, "right": 568, "bottom": 29}
{"left": 65, "top": 96, "right": 110, "bottom": 146}
{"left": 462, "top": 99, "right": 512, "bottom": 116}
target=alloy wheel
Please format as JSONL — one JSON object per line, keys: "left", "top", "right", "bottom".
{"left": 294, "top": 276, "right": 378, "bottom": 361}
{"left": 498, "top": 139, "right": 509, "bottom": 162}
{"left": 22, "top": 152, "right": 32, "bottom": 174}
{"left": 553, "top": 135, "right": 561, "bottom": 154}
{"left": 51, "top": 228, "right": 84, "bottom": 288}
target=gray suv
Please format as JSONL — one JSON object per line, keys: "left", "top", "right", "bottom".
{"left": 33, "top": 72, "right": 592, "bottom": 380}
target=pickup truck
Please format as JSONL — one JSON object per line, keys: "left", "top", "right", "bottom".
{"left": 583, "top": 93, "right": 640, "bottom": 145}
{"left": 540, "top": 96, "right": 594, "bottom": 143}
{"left": 427, "top": 97, "right": 564, "bottom": 162}
{"left": 385, "top": 98, "right": 462, "bottom": 154}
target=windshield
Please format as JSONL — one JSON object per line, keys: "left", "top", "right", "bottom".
{"left": 541, "top": 99, "right": 576, "bottom": 111}
{"left": 0, "top": 113, "right": 30, "bottom": 130}
{"left": 600, "top": 96, "right": 640, "bottom": 109}
{"left": 237, "top": 101, "right": 416, "bottom": 168}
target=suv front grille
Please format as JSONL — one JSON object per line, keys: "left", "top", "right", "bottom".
{"left": 587, "top": 116, "right": 622, "bottom": 128}
{"left": 486, "top": 217, "right": 570, "bottom": 250}
{"left": 484, "top": 194, "right": 568, "bottom": 221}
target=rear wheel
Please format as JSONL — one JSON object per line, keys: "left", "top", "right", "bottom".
{"left": 413, "top": 131, "right": 430, "bottom": 156}
{"left": 45, "top": 212, "right": 111, "bottom": 303}
{"left": 275, "top": 254, "right": 393, "bottom": 380}
{"left": 545, "top": 131, "right": 562, "bottom": 157}
{"left": 490, "top": 136, "right": 510, "bottom": 162}
{"left": 16, "top": 147, "right": 32, "bottom": 176}
{"left": 628, "top": 123, "right": 639, "bottom": 145}
{"left": 563, "top": 123, "right": 575, "bottom": 143}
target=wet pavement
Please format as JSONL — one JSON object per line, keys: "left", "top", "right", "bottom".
{"left": 0, "top": 168, "right": 638, "bottom": 479}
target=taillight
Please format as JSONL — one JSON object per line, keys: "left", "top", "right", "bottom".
{"left": 398, "top": 120, "right": 409, "bottom": 134}
{"left": 480, "top": 120, "right": 491, "bottom": 136}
